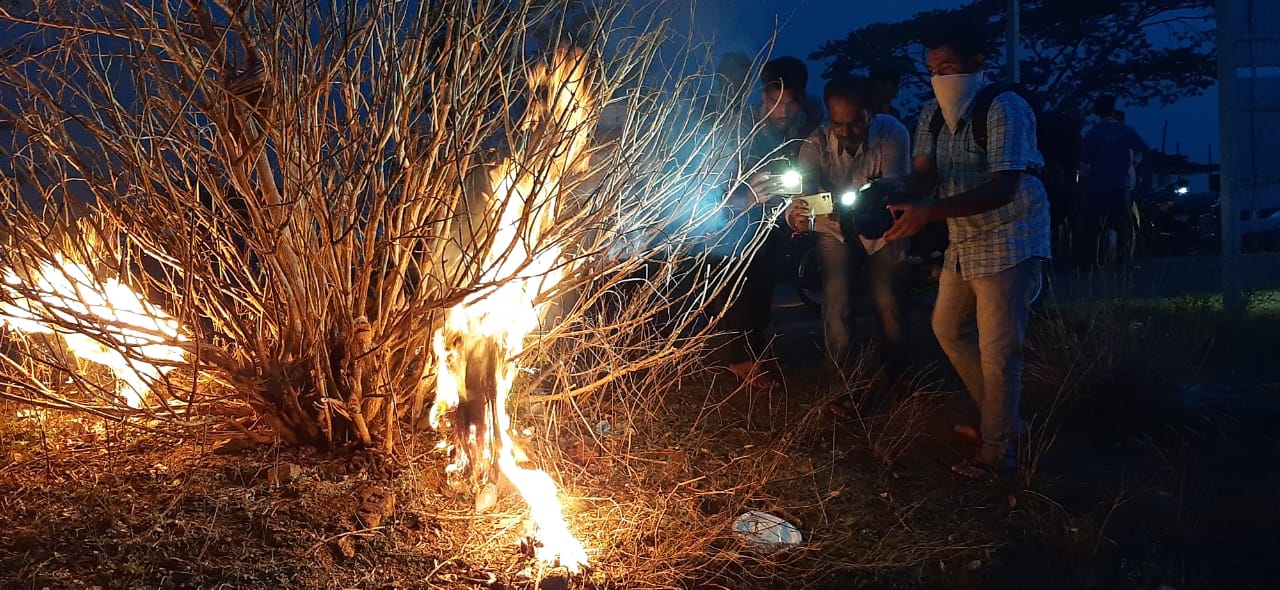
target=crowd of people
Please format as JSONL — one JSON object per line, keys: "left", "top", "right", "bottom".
{"left": 705, "top": 17, "right": 1151, "bottom": 480}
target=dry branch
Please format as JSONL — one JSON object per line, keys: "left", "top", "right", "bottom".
{"left": 0, "top": 0, "right": 769, "bottom": 448}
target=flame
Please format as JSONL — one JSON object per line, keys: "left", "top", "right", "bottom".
{"left": 430, "top": 49, "right": 594, "bottom": 572}
{"left": 0, "top": 254, "right": 185, "bottom": 408}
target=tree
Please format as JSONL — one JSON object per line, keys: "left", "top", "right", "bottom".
{"left": 811, "top": 0, "right": 1215, "bottom": 117}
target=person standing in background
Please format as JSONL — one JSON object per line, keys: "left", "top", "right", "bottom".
{"left": 1077, "top": 95, "right": 1148, "bottom": 267}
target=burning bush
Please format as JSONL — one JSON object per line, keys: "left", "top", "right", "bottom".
{"left": 0, "top": 0, "right": 762, "bottom": 449}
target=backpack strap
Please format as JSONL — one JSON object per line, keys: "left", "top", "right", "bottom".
{"left": 928, "top": 83, "right": 1018, "bottom": 152}
{"left": 969, "top": 82, "right": 1020, "bottom": 152}
{"left": 928, "top": 105, "right": 945, "bottom": 141}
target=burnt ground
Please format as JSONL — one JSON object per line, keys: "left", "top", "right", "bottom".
{"left": 1, "top": 255, "right": 1279, "bottom": 590}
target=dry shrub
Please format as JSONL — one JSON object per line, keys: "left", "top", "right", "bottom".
{"left": 0, "top": 0, "right": 767, "bottom": 448}
{"left": 1023, "top": 295, "right": 1218, "bottom": 444}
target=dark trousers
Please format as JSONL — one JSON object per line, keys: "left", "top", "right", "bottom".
{"left": 717, "top": 213, "right": 791, "bottom": 364}
{"left": 1073, "top": 189, "right": 1132, "bottom": 267}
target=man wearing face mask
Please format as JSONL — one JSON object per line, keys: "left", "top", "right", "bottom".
{"left": 879, "top": 25, "right": 1050, "bottom": 480}
{"left": 783, "top": 76, "right": 911, "bottom": 378}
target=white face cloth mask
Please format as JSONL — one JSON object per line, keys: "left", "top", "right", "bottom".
{"left": 931, "top": 72, "right": 985, "bottom": 133}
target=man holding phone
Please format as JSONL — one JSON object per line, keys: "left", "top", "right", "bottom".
{"left": 718, "top": 56, "right": 821, "bottom": 388}
{"left": 785, "top": 76, "right": 911, "bottom": 372}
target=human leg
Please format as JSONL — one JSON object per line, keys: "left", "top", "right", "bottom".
{"left": 969, "top": 258, "right": 1042, "bottom": 460}
{"left": 722, "top": 220, "right": 787, "bottom": 384}
{"left": 1073, "top": 211, "right": 1104, "bottom": 267}
{"left": 931, "top": 266, "right": 983, "bottom": 407}
{"left": 816, "top": 231, "right": 853, "bottom": 365}
{"left": 868, "top": 240, "right": 909, "bottom": 371}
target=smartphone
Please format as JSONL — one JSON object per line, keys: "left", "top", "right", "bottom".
{"left": 795, "top": 192, "right": 834, "bottom": 216}
{"left": 761, "top": 171, "right": 804, "bottom": 195}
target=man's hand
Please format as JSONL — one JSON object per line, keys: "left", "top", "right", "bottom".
{"left": 746, "top": 172, "right": 785, "bottom": 204}
{"left": 785, "top": 198, "right": 812, "bottom": 233}
{"left": 728, "top": 172, "right": 782, "bottom": 212}
{"left": 883, "top": 201, "right": 935, "bottom": 241}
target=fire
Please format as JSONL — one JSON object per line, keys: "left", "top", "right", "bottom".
{"left": 429, "top": 49, "right": 594, "bottom": 572}
{"left": 0, "top": 254, "right": 185, "bottom": 408}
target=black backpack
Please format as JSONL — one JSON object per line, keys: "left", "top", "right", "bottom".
{"left": 927, "top": 82, "right": 1042, "bottom": 154}
{"left": 927, "top": 83, "right": 1072, "bottom": 202}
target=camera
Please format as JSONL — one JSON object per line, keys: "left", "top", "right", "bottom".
{"left": 840, "top": 180, "right": 900, "bottom": 239}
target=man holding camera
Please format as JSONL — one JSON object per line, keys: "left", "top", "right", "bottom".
{"left": 785, "top": 76, "right": 911, "bottom": 372}
{"left": 879, "top": 25, "right": 1050, "bottom": 480}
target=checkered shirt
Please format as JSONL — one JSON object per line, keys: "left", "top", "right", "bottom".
{"left": 912, "top": 87, "right": 1052, "bottom": 279}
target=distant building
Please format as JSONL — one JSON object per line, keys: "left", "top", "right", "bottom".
{"left": 1220, "top": 0, "right": 1280, "bottom": 233}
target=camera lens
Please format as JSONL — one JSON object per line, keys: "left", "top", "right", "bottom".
{"left": 855, "top": 208, "right": 894, "bottom": 239}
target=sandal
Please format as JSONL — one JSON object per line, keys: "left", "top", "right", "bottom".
{"left": 950, "top": 456, "right": 1015, "bottom": 482}
{"left": 728, "top": 361, "right": 780, "bottom": 388}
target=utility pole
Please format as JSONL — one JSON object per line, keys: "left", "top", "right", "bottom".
{"left": 1217, "top": 0, "right": 1243, "bottom": 320}
{"left": 1006, "top": 0, "right": 1020, "bottom": 83}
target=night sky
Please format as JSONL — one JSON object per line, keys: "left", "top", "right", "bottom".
{"left": 680, "top": 0, "right": 1219, "bottom": 165}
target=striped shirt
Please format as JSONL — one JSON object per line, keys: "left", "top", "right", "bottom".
{"left": 912, "top": 87, "right": 1052, "bottom": 279}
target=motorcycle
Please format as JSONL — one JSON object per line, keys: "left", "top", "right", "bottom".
{"left": 1134, "top": 178, "right": 1221, "bottom": 257}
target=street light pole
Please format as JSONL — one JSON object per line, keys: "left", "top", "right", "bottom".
{"left": 1217, "top": 0, "right": 1244, "bottom": 320}
{"left": 1006, "top": 0, "right": 1020, "bottom": 83}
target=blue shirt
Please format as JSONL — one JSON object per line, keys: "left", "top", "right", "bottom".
{"left": 1081, "top": 120, "right": 1148, "bottom": 194}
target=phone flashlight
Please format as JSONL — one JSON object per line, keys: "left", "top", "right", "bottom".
{"left": 779, "top": 169, "right": 802, "bottom": 191}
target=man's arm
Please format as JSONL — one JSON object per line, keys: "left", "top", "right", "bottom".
{"left": 1077, "top": 127, "right": 1097, "bottom": 178}
{"left": 784, "top": 131, "right": 826, "bottom": 232}
{"left": 880, "top": 116, "right": 912, "bottom": 179}
{"left": 796, "top": 130, "right": 824, "bottom": 194}
{"left": 883, "top": 107, "right": 941, "bottom": 197}
{"left": 884, "top": 94, "right": 1034, "bottom": 240}
{"left": 1127, "top": 124, "right": 1150, "bottom": 153}
{"left": 1127, "top": 124, "right": 1148, "bottom": 167}
{"left": 900, "top": 155, "right": 939, "bottom": 196}
{"left": 883, "top": 171, "right": 1021, "bottom": 241}
{"left": 913, "top": 171, "right": 1021, "bottom": 218}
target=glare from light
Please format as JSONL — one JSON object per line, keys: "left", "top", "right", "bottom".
{"left": 1175, "top": 186, "right": 1189, "bottom": 195}
{"left": 0, "top": 255, "right": 186, "bottom": 408}
{"left": 780, "top": 169, "right": 801, "bottom": 189}
{"left": 840, "top": 191, "right": 858, "bottom": 207}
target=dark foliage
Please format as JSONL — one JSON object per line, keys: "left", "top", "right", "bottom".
{"left": 812, "top": 0, "right": 1215, "bottom": 117}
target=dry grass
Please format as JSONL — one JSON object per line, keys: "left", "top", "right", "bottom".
{"left": 1022, "top": 291, "right": 1219, "bottom": 449}
{"left": 836, "top": 365, "right": 949, "bottom": 469}
{"left": 0, "top": 364, "right": 1006, "bottom": 590}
